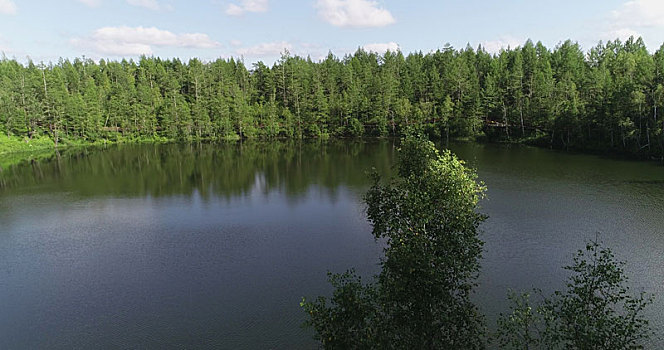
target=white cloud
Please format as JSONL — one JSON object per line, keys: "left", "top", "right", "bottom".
{"left": 612, "top": 0, "right": 664, "bottom": 28}
{"left": 225, "top": 0, "right": 268, "bottom": 16}
{"left": 76, "top": 0, "right": 101, "bottom": 7}
{"left": 481, "top": 36, "right": 523, "bottom": 54}
{"left": 363, "top": 41, "right": 399, "bottom": 53}
{"left": 126, "top": 0, "right": 161, "bottom": 10}
{"left": 71, "top": 26, "right": 220, "bottom": 56}
{"left": 315, "top": 0, "right": 395, "bottom": 28}
{"left": 226, "top": 4, "right": 244, "bottom": 15}
{"left": 76, "top": 0, "right": 168, "bottom": 10}
{"left": 0, "top": 35, "right": 10, "bottom": 54}
{"left": 604, "top": 27, "right": 642, "bottom": 41}
{"left": 235, "top": 41, "right": 292, "bottom": 56}
{"left": 75, "top": 0, "right": 172, "bottom": 11}
{"left": 0, "top": 0, "right": 17, "bottom": 15}
{"left": 232, "top": 41, "right": 330, "bottom": 62}
{"left": 602, "top": 0, "right": 664, "bottom": 42}
{"left": 230, "top": 39, "right": 243, "bottom": 47}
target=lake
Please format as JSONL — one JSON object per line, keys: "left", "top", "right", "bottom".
{"left": 1, "top": 140, "right": 663, "bottom": 348}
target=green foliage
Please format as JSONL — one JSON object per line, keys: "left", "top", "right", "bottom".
{"left": 348, "top": 118, "right": 364, "bottom": 137}
{"left": 302, "top": 136, "right": 487, "bottom": 349}
{"left": 496, "top": 240, "right": 654, "bottom": 349}
{"left": 0, "top": 134, "right": 55, "bottom": 155}
{"left": 2, "top": 37, "right": 664, "bottom": 157}
{"left": 301, "top": 271, "right": 378, "bottom": 349}
{"left": 495, "top": 291, "right": 559, "bottom": 350}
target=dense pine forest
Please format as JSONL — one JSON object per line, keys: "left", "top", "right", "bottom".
{"left": 1, "top": 37, "right": 664, "bottom": 158}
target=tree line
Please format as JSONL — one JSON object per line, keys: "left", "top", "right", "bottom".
{"left": 1, "top": 37, "right": 664, "bottom": 157}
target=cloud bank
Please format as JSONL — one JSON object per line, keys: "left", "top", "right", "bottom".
{"left": 235, "top": 41, "right": 292, "bottom": 56}
{"left": 0, "top": 0, "right": 17, "bottom": 15}
{"left": 605, "top": 0, "right": 664, "bottom": 41}
{"left": 481, "top": 36, "right": 523, "bottom": 54}
{"left": 226, "top": 0, "right": 268, "bottom": 16}
{"left": 71, "top": 26, "right": 220, "bottom": 56}
{"left": 126, "top": 0, "right": 162, "bottom": 11}
{"left": 363, "top": 42, "right": 399, "bottom": 53}
{"left": 315, "top": 0, "right": 395, "bottom": 28}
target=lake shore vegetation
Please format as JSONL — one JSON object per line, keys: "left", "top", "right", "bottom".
{"left": 1, "top": 37, "right": 664, "bottom": 160}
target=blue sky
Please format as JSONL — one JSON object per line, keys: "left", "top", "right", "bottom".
{"left": 1, "top": 0, "right": 663, "bottom": 65}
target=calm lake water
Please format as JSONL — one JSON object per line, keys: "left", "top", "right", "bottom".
{"left": 1, "top": 140, "right": 663, "bottom": 349}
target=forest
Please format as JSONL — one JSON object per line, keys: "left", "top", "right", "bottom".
{"left": 1, "top": 37, "right": 664, "bottom": 158}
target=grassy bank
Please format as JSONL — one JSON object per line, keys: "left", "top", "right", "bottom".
{"left": 0, "top": 133, "right": 258, "bottom": 170}
{"left": 0, "top": 134, "right": 56, "bottom": 155}
{"left": 0, "top": 134, "right": 175, "bottom": 170}
{"left": 3, "top": 131, "right": 662, "bottom": 172}
{"left": 0, "top": 134, "right": 60, "bottom": 170}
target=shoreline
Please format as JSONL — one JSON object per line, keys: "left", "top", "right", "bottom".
{"left": 2, "top": 133, "right": 663, "bottom": 171}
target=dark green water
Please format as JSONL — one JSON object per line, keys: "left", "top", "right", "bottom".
{"left": 0, "top": 140, "right": 663, "bottom": 348}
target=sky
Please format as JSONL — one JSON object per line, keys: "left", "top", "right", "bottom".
{"left": 0, "top": 0, "right": 663, "bottom": 65}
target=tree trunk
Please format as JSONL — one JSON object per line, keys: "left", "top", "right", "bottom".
{"left": 610, "top": 130, "right": 614, "bottom": 148}
{"left": 502, "top": 104, "right": 510, "bottom": 140}
{"left": 567, "top": 130, "right": 570, "bottom": 151}
{"left": 445, "top": 123, "right": 450, "bottom": 147}
{"left": 647, "top": 123, "right": 651, "bottom": 153}
{"left": 551, "top": 130, "right": 555, "bottom": 148}
{"left": 520, "top": 103, "right": 525, "bottom": 137}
